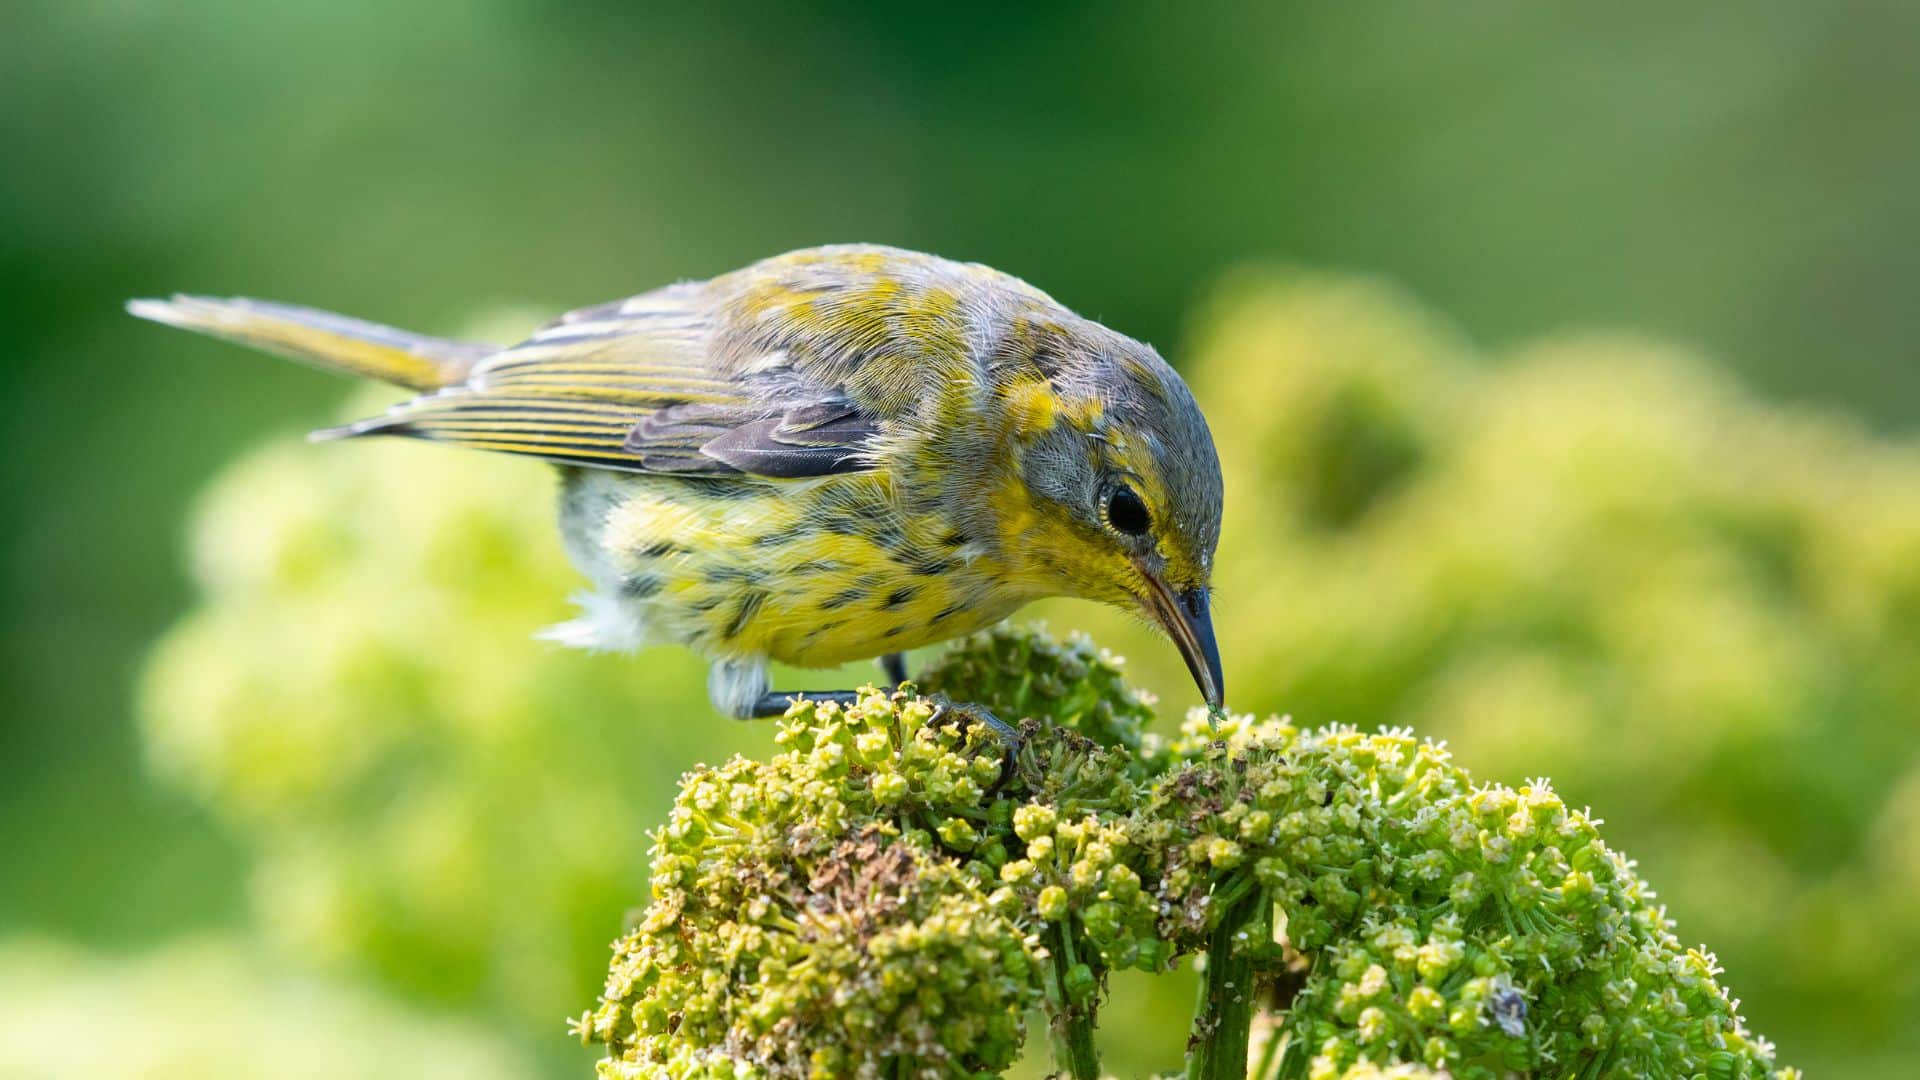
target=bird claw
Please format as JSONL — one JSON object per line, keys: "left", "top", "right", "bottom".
{"left": 927, "top": 693, "right": 1021, "bottom": 794}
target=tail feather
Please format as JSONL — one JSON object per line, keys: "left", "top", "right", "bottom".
{"left": 126, "top": 294, "right": 496, "bottom": 392}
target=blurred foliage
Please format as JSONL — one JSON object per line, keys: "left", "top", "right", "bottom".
{"left": 0, "top": 937, "right": 534, "bottom": 1079}
{"left": 137, "top": 388, "right": 773, "bottom": 1042}
{"left": 1048, "top": 269, "right": 1920, "bottom": 1074}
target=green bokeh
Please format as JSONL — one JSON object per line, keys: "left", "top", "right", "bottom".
{"left": 3, "top": 3, "right": 1916, "bottom": 1076}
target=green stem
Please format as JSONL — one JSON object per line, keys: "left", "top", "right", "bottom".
{"left": 1046, "top": 920, "right": 1101, "bottom": 1080}
{"left": 1187, "top": 890, "right": 1265, "bottom": 1080}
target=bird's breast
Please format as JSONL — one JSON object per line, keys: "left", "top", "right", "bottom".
{"left": 571, "top": 468, "right": 1029, "bottom": 669}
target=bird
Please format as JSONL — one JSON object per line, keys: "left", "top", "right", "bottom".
{"left": 129, "top": 244, "right": 1224, "bottom": 729}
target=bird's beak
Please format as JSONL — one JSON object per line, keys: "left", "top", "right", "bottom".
{"left": 1141, "top": 573, "right": 1224, "bottom": 710}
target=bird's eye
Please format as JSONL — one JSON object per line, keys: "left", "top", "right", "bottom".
{"left": 1104, "top": 483, "right": 1151, "bottom": 537}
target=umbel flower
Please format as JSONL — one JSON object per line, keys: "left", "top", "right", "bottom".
{"left": 574, "top": 691, "right": 1040, "bottom": 1077}
{"left": 577, "top": 626, "right": 1795, "bottom": 1080}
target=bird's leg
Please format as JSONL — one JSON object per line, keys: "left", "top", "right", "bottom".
{"left": 879, "top": 651, "right": 909, "bottom": 688}
{"left": 745, "top": 690, "right": 863, "bottom": 718}
{"left": 745, "top": 689, "right": 1021, "bottom": 792}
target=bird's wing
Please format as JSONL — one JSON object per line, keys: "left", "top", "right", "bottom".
{"left": 316, "top": 280, "right": 886, "bottom": 479}
{"left": 627, "top": 399, "right": 880, "bottom": 477}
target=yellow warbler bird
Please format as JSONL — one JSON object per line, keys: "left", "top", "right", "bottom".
{"left": 130, "top": 244, "right": 1224, "bottom": 725}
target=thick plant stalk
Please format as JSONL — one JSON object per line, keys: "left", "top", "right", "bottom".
{"left": 1186, "top": 892, "right": 1264, "bottom": 1080}
{"left": 1048, "top": 920, "right": 1102, "bottom": 1080}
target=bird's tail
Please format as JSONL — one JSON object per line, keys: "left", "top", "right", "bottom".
{"left": 126, "top": 294, "right": 496, "bottom": 392}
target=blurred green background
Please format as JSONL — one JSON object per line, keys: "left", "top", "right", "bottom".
{"left": 5, "top": 2, "right": 1918, "bottom": 1076}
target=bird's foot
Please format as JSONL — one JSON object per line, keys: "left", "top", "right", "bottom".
{"left": 926, "top": 693, "right": 1021, "bottom": 794}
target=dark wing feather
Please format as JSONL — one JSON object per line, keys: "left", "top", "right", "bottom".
{"left": 694, "top": 407, "right": 879, "bottom": 477}
{"left": 316, "top": 282, "right": 885, "bottom": 479}
{"left": 772, "top": 401, "right": 876, "bottom": 441}
{"left": 622, "top": 403, "right": 747, "bottom": 474}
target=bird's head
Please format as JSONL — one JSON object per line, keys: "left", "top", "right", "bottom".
{"left": 988, "top": 324, "right": 1225, "bottom": 710}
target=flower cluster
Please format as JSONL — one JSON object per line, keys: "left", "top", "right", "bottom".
{"left": 1141, "top": 714, "right": 1788, "bottom": 1078}
{"left": 574, "top": 689, "right": 1043, "bottom": 1078}
{"left": 923, "top": 635, "right": 1179, "bottom": 982}
{"left": 576, "top": 627, "right": 1184, "bottom": 1079}
{"left": 994, "top": 800, "right": 1166, "bottom": 978}
{"left": 919, "top": 623, "right": 1163, "bottom": 766}
{"left": 138, "top": 388, "right": 759, "bottom": 1033}
{"left": 577, "top": 626, "right": 1793, "bottom": 1079}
